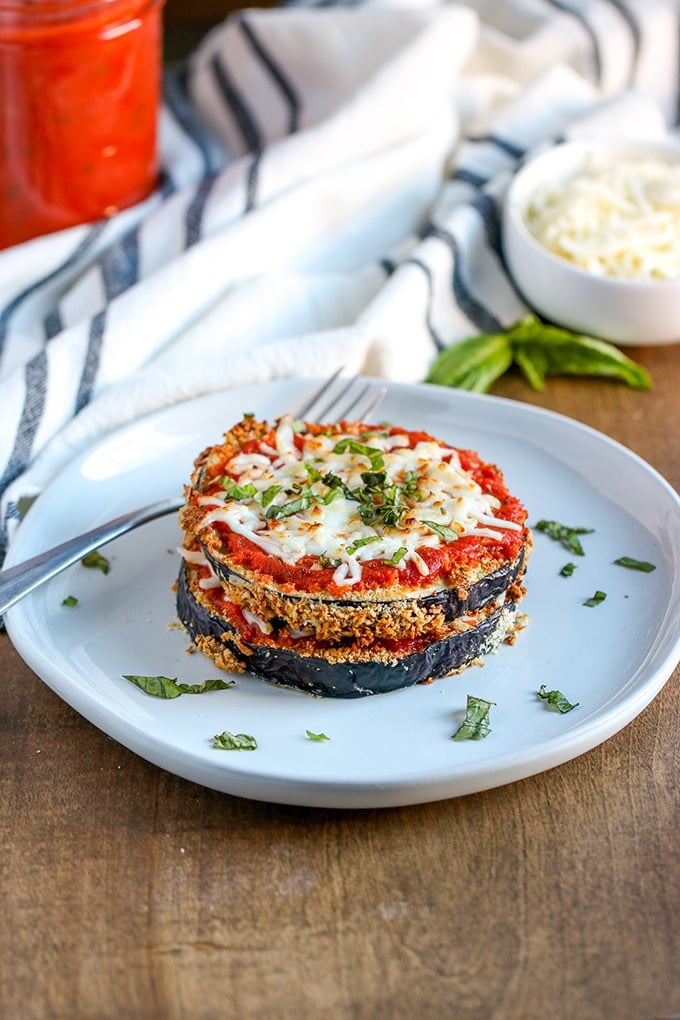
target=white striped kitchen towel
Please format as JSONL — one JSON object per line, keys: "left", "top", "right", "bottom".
{"left": 1, "top": 0, "right": 679, "bottom": 570}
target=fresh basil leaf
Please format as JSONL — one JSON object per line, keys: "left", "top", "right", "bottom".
{"left": 81, "top": 550, "right": 110, "bottom": 574}
{"left": 333, "top": 438, "right": 385, "bottom": 470}
{"left": 259, "top": 485, "right": 282, "bottom": 507}
{"left": 424, "top": 520, "right": 458, "bottom": 543}
{"left": 425, "top": 314, "right": 651, "bottom": 393}
{"left": 220, "top": 477, "right": 258, "bottom": 501}
{"left": 304, "top": 460, "right": 322, "bottom": 483}
{"left": 265, "top": 495, "right": 311, "bottom": 519}
{"left": 305, "top": 730, "right": 330, "bottom": 742}
{"left": 560, "top": 562, "right": 576, "bottom": 577}
{"left": 212, "top": 731, "right": 257, "bottom": 750}
{"left": 122, "top": 674, "right": 235, "bottom": 699}
{"left": 62, "top": 595, "right": 78, "bottom": 606}
{"left": 451, "top": 695, "right": 495, "bottom": 741}
{"left": 426, "top": 333, "right": 513, "bottom": 391}
{"left": 383, "top": 547, "right": 408, "bottom": 566}
{"left": 538, "top": 684, "right": 579, "bottom": 713}
{"left": 614, "top": 556, "right": 656, "bottom": 573}
{"left": 346, "top": 535, "right": 381, "bottom": 555}
{"left": 583, "top": 590, "right": 607, "bottom": 607}
{"left": 535, "top": 519, "right": 594, "bottom": 556}
{"left": 511, "top": 316, "right": 652, "bottom": 391}
{"left": 401, "top": 470, "right": 422, "bottom": 501}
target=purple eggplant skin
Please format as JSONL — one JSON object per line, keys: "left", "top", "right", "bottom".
{"left": 176, "top": 563, "right": 518, "bottom": 699}
{"left": 200, "top": 541, "right": 527, "bottom": 622}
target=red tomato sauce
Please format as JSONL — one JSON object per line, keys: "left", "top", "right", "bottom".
{"left": 200, "top": 424, "right": 528, "bottom": 596}
{"left": 0, "top": 0, "right": 163, "bottom": 249}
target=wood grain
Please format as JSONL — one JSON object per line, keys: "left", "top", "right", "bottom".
{"left": 2, "top": 344, "right": 679, "bottom": 1020}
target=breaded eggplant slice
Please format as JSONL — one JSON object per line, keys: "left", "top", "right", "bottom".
{"left": 177, "top": 561, "right": 524, "bottom": 699}
{"left": 179, "top": 416, "right": 530, "bottom": 604}
{"left": 199, "top": 539, "right": 529, "bottom": 643}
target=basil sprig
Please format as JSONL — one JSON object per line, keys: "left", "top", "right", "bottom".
{"left": 425, "top": 314, "right": 651, "bottom": 393}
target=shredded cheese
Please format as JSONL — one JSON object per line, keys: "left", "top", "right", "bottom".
{"left": 524, "top": 156, "right": 680, "bottom": 280}
{"left": 195, "top": 418, "right": 520, "bottom": 587}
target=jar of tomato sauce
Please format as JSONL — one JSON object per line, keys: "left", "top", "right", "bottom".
{"left": 0, "top": 0, "right": 164, "bottom": 250}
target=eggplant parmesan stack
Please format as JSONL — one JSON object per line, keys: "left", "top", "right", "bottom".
{"left": 176, "top": 414, "right": 531, "bottom": 698}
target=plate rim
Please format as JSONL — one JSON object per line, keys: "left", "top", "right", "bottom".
{"left": 5, "top": 378, "right": 680, "bottom": 808}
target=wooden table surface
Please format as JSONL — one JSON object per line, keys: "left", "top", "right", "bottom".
{"left": 2, "top": 345, "right": 679, "bottom": 1020}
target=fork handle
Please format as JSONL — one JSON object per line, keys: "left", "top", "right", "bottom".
{"left": 0, "top": 497, "right": 182, "bottom": 618}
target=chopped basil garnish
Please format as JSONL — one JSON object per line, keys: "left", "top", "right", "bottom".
{"left": 122, "top": 674, "right": 234, "bottom": 699}
{"left": 212, "top": 731, "right": 257, "bottom": 751}
{"left": 62, "top": 595, "right": 78, "bottom": 607}
{"left": 535, "top": 519, "right": 594, "bottom": 556}
{"left": 332, "top": 438, "right": 384, "bottom": 471}
{"left": 614, "top": 556, "right": 656, "bottom": 573}
{"left": 424, "top": 520, "right": 458, "bottom": 543}
{"left": 383, "top": 547, "right": 408, "bottom": 566}
{"left": 451, "top": 695, "right": 495, "bottom": 741}
{"left": 305, "top": 730, "right": 330, "bottom": 742}
{"left": 265, "top": 495, "right": 311, "bottom": 519}
{"left": 81, "top": 550, "right": 110, "bottom": 574}
{"left": 319, "top": 554, "right": 342, "bottom": 569}
{"left": 304, "top": 461, "right": 322, "bottom": 483}
{"left": 346, "top": 535, "right": 380, "bottom": 555}
{"left": 560, "top": 562, "right": 576, "bottom": 577}
{"left": 583, "top": 590, "right": 607, "bottom": 607}
{"left": 220, "top": 477, "right": 258, "bottom": 500}
{"left": 259, "top": 485, "right": 282, "bottom": 507}
{"left": 538, "top": 684, "right": 579, "bottom": 713}
{"left": 401, "top": 470, "right": 423, "bottom": 500}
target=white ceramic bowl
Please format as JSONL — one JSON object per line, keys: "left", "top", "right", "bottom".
{"left": 502, "top": 139, "right": 680, "bottom": 345}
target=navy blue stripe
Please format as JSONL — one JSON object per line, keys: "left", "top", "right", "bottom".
{"left": 467, "top": 134, "right": 526, "bottom": 160}
{"left": 238, "top": 15, "right": 301, "bottom": 135}
{"left": 163, "top": 64, "right": 216, "bottom": 176}
{"left": 0, "top": 350, "right": 48, "bottom": 493}
{"left": 185, "top": 173, "right": 219, "bottom": 247}
{"left": 449, "top": 167, "right": 488, "bottom": 189}
{"left": 424, "top": 224, "right": 504, "bottom": 335}
{"left": 211, "top": 52, "right": 263, "bottom": 154}
{"left": 542, "top": 0, "right": 602, "bottom": 84}
{"left": 245, "top": 153, "right": 263, "bottom": 213}
{"left": 404, "top": 258, "right": 445, "bottom": 351}
{"left": 44, "top": 309, "right": 64, "bottom": 340}
{"left": 470, "top": 193, "right": 502, "bottom": 259}
{"left": 101, "top": 230, "right": 140, "bottom": 301}
{"left": 75, "top": 310, "right": 107, "bottom": 414}
{"left": 0, "top": 499, "right": 22, "bottom": 575}
{"left": 0, "top": 224, "right": 106, "bottom": 358}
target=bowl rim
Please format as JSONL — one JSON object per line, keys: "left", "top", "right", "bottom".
{"left": 503, "top": 137, "right": 680, "bottom": 292}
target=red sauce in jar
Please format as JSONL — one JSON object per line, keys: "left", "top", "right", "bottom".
{"left": 0, "top": 0, "right": 163, "bottom": 249}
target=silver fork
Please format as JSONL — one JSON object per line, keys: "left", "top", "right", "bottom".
{"left": 0, "top": 373, "right": 386, "bottom": 617}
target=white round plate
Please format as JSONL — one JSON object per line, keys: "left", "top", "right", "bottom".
{"left": 5, "top": 379, "right": 680, "bottom": 808}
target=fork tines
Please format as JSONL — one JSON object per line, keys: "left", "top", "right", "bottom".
{"left": 294, "top": 369, "right": 387, "bottom": 424}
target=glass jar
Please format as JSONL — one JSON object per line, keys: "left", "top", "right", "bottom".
{"left": 0, "top": 0, "right": 164, "bottom": 250}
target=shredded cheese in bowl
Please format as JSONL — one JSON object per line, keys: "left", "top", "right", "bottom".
{"left": 523, "top": 158, "right": 680, "bottom": 280}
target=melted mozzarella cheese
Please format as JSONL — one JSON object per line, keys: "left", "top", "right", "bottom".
{"left": 196, "top": 419, "right": 521, "bottom": 585}
{"left": 524, "top": 157, "right": 680, "bottom": 279}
